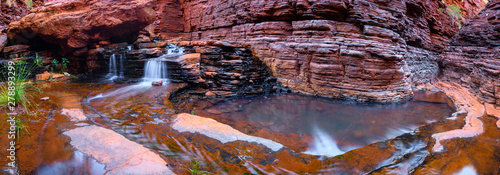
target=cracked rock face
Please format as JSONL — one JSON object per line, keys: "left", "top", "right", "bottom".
{"left": 7, "top": 0, "right": 156, "bottom": 53}
{"left": 154, "top": 0, "right": 486, "bottom": 102}
{"left": 441, "top": 0, "right": 500, "bottom": 105}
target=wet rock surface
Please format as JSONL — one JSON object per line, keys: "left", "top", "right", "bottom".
{"left": 172, "top": 113, "right": 284, "bottom": 151}
{"left": 0, "top": 80, "right": 498, "bottom": 174}
{"left": 64, "top": 125, "right": 175, "bottom": 175}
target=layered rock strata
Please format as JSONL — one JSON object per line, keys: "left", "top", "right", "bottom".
{"left": 169, "top": 41, "right": 279, "bottom": 97}
{"left": 441, "top": 0, "right": 500, "bottom": 105}
{"left": 7, "top": 0, "right": 156, "bottom": 53}
{"left": 154, "top": 0, "right": 486, "bottom": 102}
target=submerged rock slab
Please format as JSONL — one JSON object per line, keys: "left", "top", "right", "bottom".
{"left": 64, "top": 125, "right": 175, "bottom": 175}
{"left": 7, "top": 0, "right": 156, "bottom": 52}
{"left": 61, "top": 108, "right": 87, "bottom": 122}
{"left": 431, "top": 82, "right": 485, "bottom": 152}
{"left": 484, "top": 103, "right": 500, "bottom": 128}
{"left": 172, "top": 113, "right": 284, "bottom": 151}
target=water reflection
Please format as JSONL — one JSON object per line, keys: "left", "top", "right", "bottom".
{"left": 206, "top": 92, "right": 454, "bottom": 155}
{"left": 35, "top": 151, "right": 106, "bottom": 175}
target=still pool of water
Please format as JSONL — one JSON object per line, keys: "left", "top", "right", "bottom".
{"left": 199, "top": 92, "right": 454, "bottom": 156}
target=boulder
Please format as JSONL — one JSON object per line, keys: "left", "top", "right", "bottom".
{"left": 7, "top": 0, "right": 156, "bottom": 53}
{"left": 36, "top": 71, "right": 51, "bottom": 81}
{"left": 52, "top": 73, "right": 64, "bottom": 79}
{"left": 152, "top": 80, "right": 162, "bottom": 86}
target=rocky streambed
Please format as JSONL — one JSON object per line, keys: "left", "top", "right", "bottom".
{"left": 0, "top": 79, "right": 498, "bottom": 174}
{"left": 0, "top": 0, "right": 499, "bottom": 174}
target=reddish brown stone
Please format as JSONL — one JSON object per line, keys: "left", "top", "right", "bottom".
{"left": 7, "top": 0, "right": 156, "bottom": 53}
{"left": 151, "top": 0, "right": 486, "bottom": 102}
{"left": 441, "top": 0, "right": 500, "bottom": 105}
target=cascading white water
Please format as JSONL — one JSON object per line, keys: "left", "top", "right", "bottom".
{"left": 144, "top": 60, "right": 168, "bottom": 80}
{"left": 143, "top": 44, "right": 184, "bottom": 81}
{"left": 106, "top": 53, "right": 125, "bottom": 80}
{"left": 303, "top": 127, "right": 345, "bottom": 157}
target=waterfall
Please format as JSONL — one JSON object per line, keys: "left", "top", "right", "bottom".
{"left": 143, "top": 44, "right": 184, "bottom": 81}
{"left": 144, "top": 60, "right": 168, "bottom": 80}
{"left": 303, "top": 127, "right": 345, "bottom": 157}
{"left": 106, "top": 54, "right": 125, "bottom": 80}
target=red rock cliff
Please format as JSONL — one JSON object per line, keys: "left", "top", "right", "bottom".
{"left": 7, "top": 0, "right": 157, "bottom": 53}
{"left": 441, "top": 0, "right": 500, "bottom": 105}
{"left": 156, "top": 0, "right": 486, "bottom": 102}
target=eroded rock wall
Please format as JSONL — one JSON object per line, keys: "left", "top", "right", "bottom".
{"left": 169, "top": 40, "right": 279, "bottom": 97}
{"left": 441, "top": 0, "right": 500, "bottom": 105}
{"left": 7, "top": 0, "right": 157, "bottom": 53}
{"left": 155, "top": 0, "right": 485, "bottom": 102}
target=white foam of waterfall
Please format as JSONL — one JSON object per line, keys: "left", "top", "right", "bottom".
{"left": 144, "top": 60, "right": 168, "bottom": 80}
{"left": 106, "top": 54, "right": 125, "bottom": 80}
{"left": 303, "top": 127, "right": 345, "bottom": 157}
{"left": 143, "top": 44, "right": 184, "bottom": 81}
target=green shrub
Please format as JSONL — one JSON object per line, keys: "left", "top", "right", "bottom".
{"left": 182, "top": 159, "right": 209, "bottom": 175}
{"left": 1, "top": 58, "right": 42, "bottom": 114}
{"left": 446, "top": 4, "right": 463, "bottom": 28}
{"left": 24, "top": 0, "right": 33, "bottom": 8}
{"left": 61, "top": 58, "right": 69, "bottom": 71}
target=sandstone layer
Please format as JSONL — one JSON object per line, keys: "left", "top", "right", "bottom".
{"left": 7, "top": 0, "right": 156, "bottom": 53}
{"left": 154, "top": 0, "right": 486, "bottom": 102}
{"left": 441, "top": 0, "right": 500, "bottom": 106}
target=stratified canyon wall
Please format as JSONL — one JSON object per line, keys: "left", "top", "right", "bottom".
{"left": 7, "top": 0, "right": 157, "bottom": 53}
{"left": 156, "top": 0, "right": 486, "bottom": 102}
{"left": 441, "top": 0, "right": 500, "bottom": 105}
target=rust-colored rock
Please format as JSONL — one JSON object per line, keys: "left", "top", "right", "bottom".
{"left": 441, "top": 0, "right": 500, "bottom": 105}
{"left": 2, "top": 44, "right": 30, "bottom": 53}
{"left": 153, "top": 0, "right": 486, "bottom": 102}
{"left": 7, "top": 0, "right": 156, "bottom": 53}
{"left": 36, "top": 71, "right": 51, "bottom": 81}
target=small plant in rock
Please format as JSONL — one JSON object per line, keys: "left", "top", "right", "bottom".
{"left": 446, "top": 4, "right": 463, "bottom": 28}
{"left": 15, "top": 119, "right": 29, "bottom": 139}
{"left": 24, "top": 0, "right": 33, "bottom": 9}
{"left": 50, "top": 59, "right": 59, "bottom": 73}
{"left": 182, "top": 159, "right": 209, "bottom": 175}
{"left": 61, "top": 58, "right": 69, "bottom": 72}
{"left": 33, "top": 54, "right": 43, "bottom": 67}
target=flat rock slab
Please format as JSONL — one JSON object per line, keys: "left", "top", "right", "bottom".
{"left": 64, "top": 125, "right": 175, "bottom": 175}
{"left": 172, "top": 113, "right": 284, "bottom": 151}
{"left": 61, "top": 108, "right": 87, "bottom": 122}
{"left": 431, "top": 82, "right": 485, "bottom": 152}
{"left": 484, "top": 103, "right": 500, "bottom": 128}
